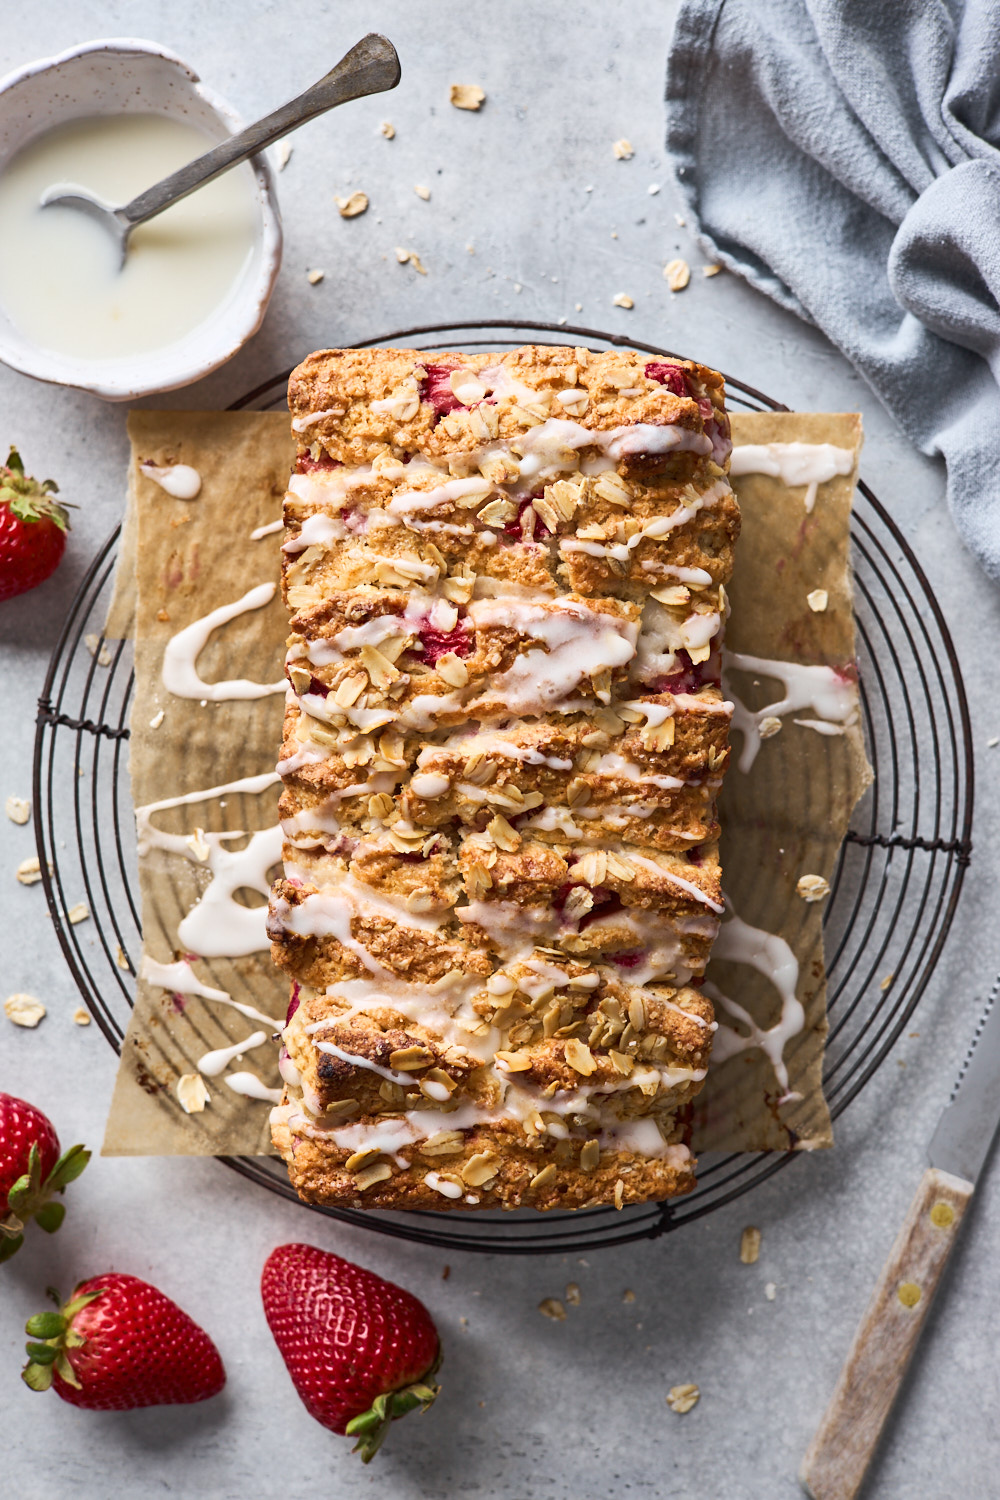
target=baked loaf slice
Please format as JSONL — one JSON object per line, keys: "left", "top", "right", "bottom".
{"left": 268, "top": 345, "right": 739, "bottom": 1211}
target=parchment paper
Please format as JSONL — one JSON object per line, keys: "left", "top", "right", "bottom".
{"left": 101, "top": 407, "right": 868, "bottom": 1161}
{"left": 103, "top": 413, "right": 293, "bottom": 1155}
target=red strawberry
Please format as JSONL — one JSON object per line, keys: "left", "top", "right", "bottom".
{"left": 21, "top": 1273, "right": 225, "bottom": 1408}
{"left": 262, "top": 1243, "right": 441, "bottom": 1461}
{"left": 0, "top": 446, "right": 69, "bottom": 601}
{"left": 0, "top": 1093, "right": 89, "bottom": 1263}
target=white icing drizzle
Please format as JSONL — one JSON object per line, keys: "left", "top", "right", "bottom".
{"left": 250, "top": 519, "right": 283, "bottom": 540}
{"left": 161, "top": 583, "right": 286, "bottom": 701}
{"left": 314, "top": 1041, "right": 412, "bottom": 1085}
{"left": 197, "top": 1030, "right": 269, "bottom": 1077}
{"left": 139, "top": 461, "right": 202, "bottom": 499}
{"left": 139, "top": 956, "right": 282, "bottom": 1028}
{"left": 467, "top": 598, "right": 638, "bottom": 714}
{"left": 624, "top": 852, "right": 725, "bottom": 913}
{"left": 224, "top": 1071, "right": 283, "bottom": 1104}
{"left": 177, "top": 826, "right": 283, "bottom": 957}
{"left": 723, "top": 649, "right": 858, "bottom": 772}
{"left": 729, "top": 442, "right": 854, "bottom": 513}
{"left": 270, "top": 875, "right": 447, "bottom": 977}
{"left": 282, "top": 510, "right": 347, "bottom": 554}
{"left": 706, "top": 905, "right": 803, "bottom": 1097}
{"left": 135, "top": 772, "right": 280, "bottom": 829}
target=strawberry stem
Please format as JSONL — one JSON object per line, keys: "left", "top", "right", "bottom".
{"left": 0, "top": 1143, "right": 90, "bottom": 1261}
{"left": 345, "top": 1347, "right": 442, "bottom": 1463}
{"left": 20, "top": 1287, "right": 102, "bottom": 1394}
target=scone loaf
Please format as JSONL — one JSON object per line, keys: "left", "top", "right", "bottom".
{"left": 268, "top": 345, "right": 739, "bottom": 1211}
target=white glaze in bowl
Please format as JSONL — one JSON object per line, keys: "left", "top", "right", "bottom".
{"left": 0, "top": 37, "right": 283, "bottom": 400}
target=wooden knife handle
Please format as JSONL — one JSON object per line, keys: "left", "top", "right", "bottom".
{"left": 800, "top": 1166, "right": 973, "bottom": 1500}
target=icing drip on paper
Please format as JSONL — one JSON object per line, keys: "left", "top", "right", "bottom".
{"left": 197, "top": 1030, "right": 269, "bottom": 1077}
{"left": 139, "top": 461, "right": 202, "bottom": 499}
{"left": 249, "top": 519, "right": 283, "bottom": 540}
{"left": 706, "top": 905, "right": 803, "bottom": 1096}
{"left": 139, "top": 956, "right": 282, "bottom": 1029}
{"left": 729, "top": 442, "right": 855, "bottom": 513}
{"left": 161, "top": 583, "right": 287, "bottom": 701}
{"left": 723, "top": 649, "right": 858, "bottom": 772}
{"left": 224, "top": 1071, "right": 283, "bottom": 1103}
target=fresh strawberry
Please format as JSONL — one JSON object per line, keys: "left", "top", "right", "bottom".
{"left": 0, "top": 1093, "right": 89, "bottom": 1263}
{"left": 0, "top": 446, "right": 69, "bottom": 601}
{"left": 262, "top": 1243, "right": 441, "bottom": 1461}
{"left": 21, "top": 1273, "right": 225, "bottom": 1408}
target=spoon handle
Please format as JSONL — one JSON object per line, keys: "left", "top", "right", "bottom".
{"left": 120, "top": 33, "right": 400, "bottom": 231}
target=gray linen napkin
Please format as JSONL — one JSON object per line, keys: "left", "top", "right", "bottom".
{"left": 666, "top": 0, "right": 1000, "bottom": 577}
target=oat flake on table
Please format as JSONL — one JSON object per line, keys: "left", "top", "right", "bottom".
{"left": 5, "top": 795, "right": 30, "bottom": 824}
{"left": 5, "top": 993, "right": 46, "bottom": 1027}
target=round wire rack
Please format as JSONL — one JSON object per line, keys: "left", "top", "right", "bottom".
{"left": 34, "top": 320, "right": 974, "bottom": 1254}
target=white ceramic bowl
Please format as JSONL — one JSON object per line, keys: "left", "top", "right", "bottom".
{"left": 0, "top": 38, "right": 283, "bottom": 400}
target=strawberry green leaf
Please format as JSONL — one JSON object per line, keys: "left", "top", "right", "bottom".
{"left": 54, "top": 1351, "right": 81, "bottom": 1388}
{"left": 6, "top": 446, "right": 24, "bottom": 476}
{"left": 45, "top": 1286, "right": 62, "bottom": 1306}
{"left": 34, "top": 1202, "right": 66, "bottom": 1234}
{"left": 62, "top": 1288, "right": 102, "bottom": 1320}
{"left": 25, "top": 1312, "right": 66, "bottom": 1339}
{"left": 22, "top": 1362, "right": 53, "bottom": 1393}
{"left": 0, "top": 1231, "right": 24, "bottom": 1263}
{"left": 44, "top": 1144, "right": 91, "bottom": 1193}
{"left": 24, "top": 1342, "right": 58, "bottom": 1364}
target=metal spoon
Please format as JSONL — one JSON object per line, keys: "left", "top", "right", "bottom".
{"left": 39, "top": 33, "right": 400, "bottom": 266}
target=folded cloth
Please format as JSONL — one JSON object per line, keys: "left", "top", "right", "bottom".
{"left": 667, "top": 0, "right": 1000, "bottom": 578}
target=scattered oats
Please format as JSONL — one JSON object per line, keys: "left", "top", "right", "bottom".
{"left": 5, "top": 993, "right": 46, "bottom": 1027}
{"left": 115, "top": 945, "right": 129, "bottom": 970}
{"left": 613, "top": 138, "right": 634, "bottom": 160}
{"left": 414, "top": 184, "right": 431, "bottom": 200}
{"left": 16, "top": 856, "right": 43, "bottom": 886}
{"left": 703, "top": 263, "right": 722, "bottom": 277}
{"left": 72, "top": 1006, "right": 91, "bottom": 1026}
{"left": 396, "top": 248, "right": 428, "bottom": 274}
{"left": 612, "top": 293, "right": 634, "bottom": 309}
{"left": 5, "top": 795, "right": 30, "bottom": 825}
{"left": 538, "top": 1297, "right": 566, "bottom": 1321}
{"left": 622, "top": 1288, "right": 636, "bottom": 1303}
{"left": 674, "top": 213, "right": 686, "bottom": 227}
{"left": 177, "top": 1073, "right": 210, "bottom": 1113}
{"left": 740, "top": 1226, "right": 761, "bottom": 1264}
{"left": 84, "top": 633, "right": 112, "bottom": 667}
{"left": 806, "top": 589, "right": 829, "bottom": 613}
{"left": 664, "top": 258, "right": 691, "bottom": 291}
{"left": 149, "top": 709, "right": 165, "bottom": 730}
{"left": 275, "top": 141, "right": 292, "bottom": 169}
{"left": 797, "top": 873, "right": 831, "bottom": 903}
{"left": 450, "top": 83, "right": 486, "bottom": 111}
{"left": 758, "top": 715, "right": 783, "bottom": 740}
{"left": 513, "top": 282, "right": 522, "bottom": 293}
{"left": 988, "top": 737, "right": 999, "bottom": 748}
{"left": 307, "top": 268, "right": 325, "bottom": 285}
{"left": 575, "top": 302, "right": 582, "bottom": 311}
{"left": 765, "top": 1282, "right": 777, "bottom": 1301}
{"left": 880, "top": 972, "right": 895, "bottom": 991}
{"left": 565, "top": 1282, "right": 581, "bottom": 1306}
{"left": 335, "top": 191, "right": 368, "bottom": 218}
{"left": 67, "top": 902, "right": 89, "bottom": 925}
{"left": 186, "top": 828, "right": 211, "bottom": 863}
{"left": 667, "top": 1383, "right": 700, "bottom": 1414}
{"left": 380, "top": 120, "right": 396, "bottom": 139}
{"left": 648, "top": 183, "right": 661, "bottom": 195}
{"left": 557, "top": 316, "right": 567, "bottom": 325}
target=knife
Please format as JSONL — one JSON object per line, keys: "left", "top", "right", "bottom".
{"left": 799, "top": 980, "right": 1000, "bottom": 1500}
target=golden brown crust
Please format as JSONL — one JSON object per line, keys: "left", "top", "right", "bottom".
{"left": 270, "top": 344, "right": 737, "bottom": 1211}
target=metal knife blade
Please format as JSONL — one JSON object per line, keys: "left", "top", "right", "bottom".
{"left": 928, "top": 977, "right": 1000, "bottom": 1185}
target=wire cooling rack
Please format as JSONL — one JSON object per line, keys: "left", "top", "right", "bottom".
{"left": 34, "top": 320, "right": 974, "bottom": 1253}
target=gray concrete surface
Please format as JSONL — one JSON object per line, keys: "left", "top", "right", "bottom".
{"left": 2, "top": 5, "right": 1000, "bottom": 1497}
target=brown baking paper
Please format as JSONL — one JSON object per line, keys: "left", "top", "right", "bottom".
{"left": 102, "top": 406, "right": 869, "bottom": 1163}
{"left": 103, "top": 412, "right": 293, "bottom": 1155}
{"left": 691, "top": 411, "right": 870, "bottom": 1153}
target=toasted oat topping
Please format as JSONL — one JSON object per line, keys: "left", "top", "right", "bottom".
{"left": 335, "top": 192, "right": 369, "bottom": 219}
{"left": 177, "top": 1073, "right": 210, "bottom": 1113}
{"left": 796, "top": 873, "right": 831, "bottom": 903}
